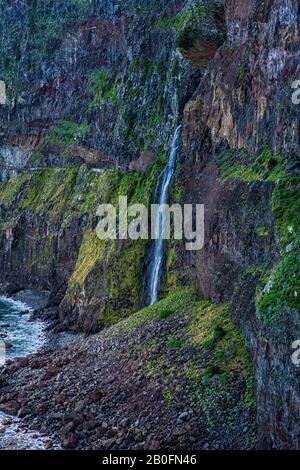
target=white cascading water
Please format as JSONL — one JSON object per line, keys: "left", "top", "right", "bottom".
{"left": 147, "top": 125, "right": 182, "bottom": 306}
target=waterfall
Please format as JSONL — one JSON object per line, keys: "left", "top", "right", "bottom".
{"left": 145, "top": 125, "right": 182, "bottom": 306}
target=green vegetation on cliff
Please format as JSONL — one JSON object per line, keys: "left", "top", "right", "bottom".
{"left": 0, "top": 166, "right": 103, "bottom": 277}
{"left": 63, "top": 162, "right": 165, "bottom": 327}
{"left": 47, "top": 121, "right": 89, "bottom": 145}
{"left": 0, "top": 0, "right": 92, "bottom": 99}
{"left": 256, "top": 175, "right": 300, "bottom": 322}
{"left": 217, "top": 146, "right": 286, "bottom": 183}
{"left": 217, "top": 146, "right": 299, "bottom": 322}
{"left": 0, "top": 173, "right": 30, "bottom": 208}
{"left": 161, "top": 170, "right": 187, "bottom": 294}
{"left": 157, "top": 2, "right": 225, "bottom": 59}
{"left": 46, "top": 121, "right": 90, "bottom": 156}
{"left": 0, "top": 166, "right": 109, "bottom": 224}
{"left": 0, "top": 163, "right": 160, "bottom": 326}
{"left": 87, "top": 70, "right": 121, "bottom": 110}
{"left": 0, "top": 152, "right": 175, "bottom": 330}
{"left": 113, "top": 288, "right": 255, "bottom": 410}
{"left": 158, "top": 5, "right": 210, "bottom": 31}
{"left": 20, "top": 167, "right": 80, "bottom": 218}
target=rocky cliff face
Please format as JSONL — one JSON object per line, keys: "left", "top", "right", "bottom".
{"left": 0, "top": 0, "right": 299, "bottom": 450}
{"left": 180, "top": 0, "right": 300, "bottom": 449}
{"left": 1, "top": 0, "right": 222, "bottom": 173}
{"left": 0, "top": 0, "right": 225, "bottom": 326}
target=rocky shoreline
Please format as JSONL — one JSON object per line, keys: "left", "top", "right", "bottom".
{"left": 0, "top": 289, "right": 62, "bottom": 449}
{"left": 0, "top": 290, "right": 256, "bottom": 450}
{"left": 0, "top": 412, "right": 60, "bottom": 450}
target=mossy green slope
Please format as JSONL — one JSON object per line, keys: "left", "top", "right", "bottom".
{"left": 112, "top": 288, "right": 255, "bottom": 412}
{"left": 0, "top": 162, "right": 163, "bottom": 328}
{"left": 61, "top": 162, "right": 165, "bottom": 328}
{"left": 256, "top": 175, "right": 300, "bottom": 322}
{"left": 216, "top": 147, "right": 300, "bottom": 323}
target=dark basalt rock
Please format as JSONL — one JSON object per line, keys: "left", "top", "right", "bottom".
{"left": 0, "top": 0, "right": 299, "bottom": 451}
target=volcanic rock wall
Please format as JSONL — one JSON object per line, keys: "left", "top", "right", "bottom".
{"left": 0, "top": 0, "right": 299, "bottom": 449}
{"left": 180, "top": 0, "right": 300, "bottom": 448}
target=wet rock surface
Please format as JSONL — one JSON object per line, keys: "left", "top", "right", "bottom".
{"left": 0, "top": 412, "right": 59, "bottom": 450}
{"left": 0, "top": 291, "right": 60, "bottom": 449}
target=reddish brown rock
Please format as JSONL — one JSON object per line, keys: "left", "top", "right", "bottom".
{"left": 128, "top": 150, "right": 155, "bottom": 173}
{"left": 42, "top": 365, "right": 62, "bottom": 380}
{"left": 30, "top": 359, "right": 46, "bottom": 370}
{"left": 54, "top": 393, "right": 66, "bottom": 404}
{"left": 0, "top": 401, "right": 18, "bottom": 414}
{"left": 36, "top": 403, "right": 49, "bottom": 413}
{"left": 43, "top": 441, "right": 53, "bottom": 449}
{"left": 89, "top": 390, "right": 102, "bottom": 403}
{"left": 15, "top": 357, "right": 29, "bottom": 368}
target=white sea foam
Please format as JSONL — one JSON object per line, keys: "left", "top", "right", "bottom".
{"left": 0, "top": 412, "right": 59, "bottom": 450}
{"left": 0, "top": 295, "right": 56, "bottom": 449}
{"left": 0, "top": 295, "right": 47, "bottom": 358}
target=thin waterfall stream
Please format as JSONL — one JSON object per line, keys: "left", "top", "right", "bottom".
{"left": 145, "top": 125, "right": 182, "bottom": 306}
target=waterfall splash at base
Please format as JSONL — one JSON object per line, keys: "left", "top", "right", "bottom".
{"left": 145, "top": 125, "right": 182, "bottom": 306}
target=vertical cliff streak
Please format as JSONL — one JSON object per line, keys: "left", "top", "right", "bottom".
{"left": 145, "top": 125, "right": 181, "bottom": 306}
